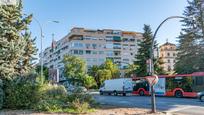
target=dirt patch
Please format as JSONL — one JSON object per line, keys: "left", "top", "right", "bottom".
{"left": 0, "top": 106, "right": 178, "bottom": 115}
{"left": 89, "top": 105, "right": 167, "bottom": 115}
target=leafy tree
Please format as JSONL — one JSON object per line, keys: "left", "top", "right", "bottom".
{"left": 175, "top": 0, "right": 204, "bottom": 74}
{"left": 83, "top": 75, "right": 97, "bottom": 89}
{"left": 88, "top": 60, "right": 119, "bottom": 87}
{"left": 124, "top": 64, "right": 138, "bottom": 77}
{"left": 134, "top": 25, "right": 165, "bottom": 77}
{"left": 101, "top": 59, "right": 120, "bottom": 78}
{"left": 0, "top": 1, "right": 37, "bottom": 79}
{"left": 95, "top": 69, "right": 112, "bottom": 87}
{"left": 63, "top": 55, "right": 86, "bottom": 85}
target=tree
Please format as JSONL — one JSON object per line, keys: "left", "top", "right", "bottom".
{"left": 124, "top": 64, "right": 138, "bottom": 77}
{"left": 88, "top": 60, "right": 120, "bottom": 87}
{"left": 63, "top": 55, "right": 86, "bottom": 85}
{"left": 134, "top": 25, "right": 165, "bottom": 77}
{"left": 83, "top": 75, "right": 97, "bottom": 89}
{"left": 95, "top": 69, "right": 112, "bottom": 87}
{"left": 175, "top": 0, "right": 204, "bottom": 74}
{"left": 0, "top": 1, "right": 37, "bottom": 79}
{"left": 101, "top": 59, "right": 120, "bottom": 78}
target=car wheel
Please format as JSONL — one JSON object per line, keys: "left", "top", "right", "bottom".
{"left": 113, "top": 91, "right": 118, "bottom": 96}
{"left": 175, "top": 90, "right": 183, "bottom": 98}
{"left": 139, "top": 90, "right": 145, "bottom": 96}
{"left": 200, "top": 95, "right": 204, "bottom": 102}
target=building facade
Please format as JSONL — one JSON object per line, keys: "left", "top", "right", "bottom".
{"left": 159, "top": 42, "right": 177, "bottom": 72}
{"left": 41, "top": 27, "right": 143, "bottom": 73}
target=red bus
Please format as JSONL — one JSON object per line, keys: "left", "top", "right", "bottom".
{"left": 132, "top": 72, "right": 204, "bottom": 98}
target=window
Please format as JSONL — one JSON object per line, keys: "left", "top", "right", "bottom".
{"left": 106, "top": 43, "right": 113, "bottom": 49}
{"left": 86, "top": 58, "right": 91, "bottom": 62}
{"left": 73, "top": 50, "right": 78, "bottom": 54}
{"left": 72, "top": 42, "right": 83, "bottom": 48}
{"left": 106, "top": 36, "right": 113, "bottom": 41}
{"left": 130, "top": 39, "right": 135, "bottom": 42}
{"left": 92, "top": 58, "right": 97, "bottom": 62}
{"left": 173, "top": 53, "right": 176, "bottom": 56}
{"left": 106, "top": 51, "right": 113, "bottom": 56}
{"left": 85, "top": 44, "right": 90, "bottom": 48}
{"left": 79, "top": 50, "right": 83, "bottom": 55}
{"left": 167, "top": 53, "right": 170, "bottom": 56}
{"left": 195, "top": 77, "right": 204, "bottom": 85}
{"left": 123, "top": 59, "right": 129, "bottom": 61}
{"left": 173, "top": 60, "right": 176, "bottom": 63}
{"left": 123, "top": 38, "right": 128, "bottom": 42}
{"left": 99, "top": 58, "right": 105, "bottom": 62}
{"left": 86, "top": 50, "right": 91, "bottom": 54}
{"left": 92, "top": 51, "right": 97, "bottom": 54}
{"left": 99, "top": 51, "right": 104, "bottom": 54}
{"left": 168, "top": 59, "right": 170, "bottom": 63}
{"left": 92, "top": 44, "right": 97, "bottom": 49}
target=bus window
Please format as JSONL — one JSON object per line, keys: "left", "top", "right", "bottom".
{"left": 195, "top": 77, "right": 204, "bottom": 85}
{"left": 166, "top": 76, "right": 193, "bottom": 92}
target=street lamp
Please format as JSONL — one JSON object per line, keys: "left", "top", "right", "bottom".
{"left": 24, "top": 14, "right": 59, "bottom": 80}
{"left": 149, "top": 16, "right": 189, "bottom": 113}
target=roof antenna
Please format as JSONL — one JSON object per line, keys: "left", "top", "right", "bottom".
{"left": 166, "top": 38, "right": 168, "bottom": 43}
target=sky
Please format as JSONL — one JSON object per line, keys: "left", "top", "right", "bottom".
{"left": 22, "top": 0, "right": 188, "bottom": 58}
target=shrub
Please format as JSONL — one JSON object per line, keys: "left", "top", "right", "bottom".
{"left": 71, "top": 98, "right": 89, "bottom": 113}
{"left": 33, "top": 84, "right": 68, "bottom": 112}
{"left": 38, "top": 84, "right": 67, "bottom": 101}
{"left": 3, "top": 78, "right": 40, "bottom": 109}
{"left": 34, "top": 99, "right": 64, "bottom": 112}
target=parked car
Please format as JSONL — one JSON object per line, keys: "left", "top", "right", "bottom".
{"left": 197, "top": 91, "right": 204, "bottom": 102}
{"left": 99, "top": 78, "right": 133, "bottom": 96}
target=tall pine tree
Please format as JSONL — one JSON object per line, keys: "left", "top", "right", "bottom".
{"left": 0, "top": 1, "right": 37, "bottom": 79}
{"left": 175, "top": 0, "right": 204, "bottom": 74}
{"left": 134, "top": 25, "right": 165, "bottom": 77}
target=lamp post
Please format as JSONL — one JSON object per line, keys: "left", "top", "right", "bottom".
{"left": 24, "top": 14, "right": 59, "bottom": 79}
{"left": 150, "top": 16, "right": 188, "bottom": 113}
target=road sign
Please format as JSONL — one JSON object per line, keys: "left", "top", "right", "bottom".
{"left": 145, "top": 74, "right": 158, "bottom": 86}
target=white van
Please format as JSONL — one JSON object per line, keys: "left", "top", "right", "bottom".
{"left": 99, "top": 78, "right": 133, "bottom": 96}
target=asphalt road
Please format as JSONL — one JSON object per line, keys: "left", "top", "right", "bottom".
{"left": 92, "top": 93, "right": 204, "bottom": 115}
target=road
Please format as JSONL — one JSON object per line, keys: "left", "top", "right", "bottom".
{"left": 92, "top": 93, "right": 204, "bottom": 115}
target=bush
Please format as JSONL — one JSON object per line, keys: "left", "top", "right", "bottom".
{"left": 3, "top": 78, "right": 40, "bottom": 109}
{"left": 34, "top": 99, "right": 64, "bottom": 112}
{"left": 33, "top": 84, "right": 68, "bottom": 112}
{"left": 71, "top": 99, "right": 89, "bottom": 113}
{"left": 38, "top": 84, "right": 67, "bottom": 100}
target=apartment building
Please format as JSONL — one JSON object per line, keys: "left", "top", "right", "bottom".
{"left": 159, "top": 42, "right": 177, "bottom": 72}
{"left": 41, "top": 27, "right": 143, "bottom": 72}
